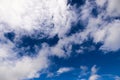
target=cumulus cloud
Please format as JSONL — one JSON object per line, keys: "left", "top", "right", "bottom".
{"left": 99, "top": 20, "right": 120, "bottom": 51}
{"left": 0, "top": 0, "right": 78, "bottom": 80}
{"left": 0, "top": 0, "right": 120, "bottom": 80}
{"left": 88, "top": 19, "right": 120, "bottom": 51}
{"left": 79, "top": 0, "right": 120, "bottom": 52}
{"left": 0, "top": 43, "right": 49, "bottom": 80}
{"left": 0, "top": 0, "right": 78, "bottom": 37}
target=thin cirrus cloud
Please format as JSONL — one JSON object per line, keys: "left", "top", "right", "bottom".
{"left": 0, "top": 0, "right": 120, "bottom": 80}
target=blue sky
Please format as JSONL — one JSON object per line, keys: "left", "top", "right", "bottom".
{"left": 0, "top": 0, "right": 120, "bottom": 80}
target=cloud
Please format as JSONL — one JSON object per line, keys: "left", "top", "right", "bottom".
{"left": 95, "top": 0, "right": 107, "bottom": 7}
{"left": 91, "top": 65, "right": 98, "bottom": 74}
{"left": 89, "top": 18, "right": 120, "bottom": 51}
{"left": 78, "top": 65, "right": 100, "bottom": 80}
{"left": 89, "top": 75, "right": 100, "bottom": 80}
{"left": 0, "top": 0, "right": 78, "bottom": 80}
{"left": 79, "top": 0, "right": 120, "bottom": 52}
{"left": 96, "top": 0, "right": 120, "bottom": 17}
{"left": 57, "top": 67, "right": 73, "bottom": 75}
{"left": 0, "top": 0, "right": 120, "bottom": 80}
{"left": 0, "top": 43, "right": 49, "bottom": 80}
{"left": 0, "top": 0, "right": 78, "bottom": 37}
{"left": 0, "top": 42, "right": 15, "bottom": 58}
{"left": 107, "top": 0, "right": 120, "bottom": 17}
{"left": 100, "top": 20, "right": 120, "bottom": 51}
{"left": 80, "top": 66, "right": 88, "bottom": 76}
{"left": 89, "top": 65, "right": 100, "bottom": 80}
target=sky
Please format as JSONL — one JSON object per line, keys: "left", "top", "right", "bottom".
{"left": 0, "top": 0, "right": 120, "bottom": 80}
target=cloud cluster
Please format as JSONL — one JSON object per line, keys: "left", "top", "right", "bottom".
{"left": 78, "top": 65, "right": 100, "bottom": 80}
{"left": 0, "top": 0, "right": 78, "bottom": 80}
{"left": 80, "top": 0, "right": 120, "bottom": 51}
{"left": 0, "top": 0, "right": 120, "bottom": 80}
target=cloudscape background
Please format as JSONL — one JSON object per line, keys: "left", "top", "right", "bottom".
{"left": 0, "top": 0, "right": 120, "bottom": 80}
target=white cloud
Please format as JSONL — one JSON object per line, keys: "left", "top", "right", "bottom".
{"left": 0, "top": 42, "right": 15, "bottom": 58}
{"left": 79, "top": 0, "right": 120, "bottom": 52}
{"left": 107, "top": 0, "right": 120, "bottom": 17}
{"left": 78, "top": 65, "right": 100, "bottom": 80}
{"left": 90, "top": 19, "right": 120, "bottom": 51}
{"left": 0, "top": 0, "right": 120, "bottom": 80}
{"left": 100, "top": 20, "right": 120, "bottom": 51}
{"left": 89, "top": 75, "right": 100, "bottom": 80}
{"left": 91, "top": 65, "right": 98, "bottom": 75}
{"left": 0, "top": 0, "right": 78, "bottom": 79}
{"left": 0, "top": 43, "right": 49, "bottom": 80}
{"left": 80, "top": 0, "right": 92, "bottom": 21}
{"left": 89, "top": 65, "right": 100, "bottom": 80}
{"left": 96, "top": 0, "right": 107, "bottom": 7}
{"left": 0, "top": 0, "right": 77, "bottom": 37}
{"left": 96, "top": 0, "right": 120, "bottom": 17}
{"left": 57, "top": 67, "right": 73, "bottom": 75}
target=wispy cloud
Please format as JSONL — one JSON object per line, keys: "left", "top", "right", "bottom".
{"left": 89, "top": 65, "right": 100, "bottom": 80}
{"left": 57, "top": 67, "right": 73, "bottom": 75}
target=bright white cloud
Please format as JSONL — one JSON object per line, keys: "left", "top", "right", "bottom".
{"left": 0, "top": 0, "right": 77, "bottom": 37}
